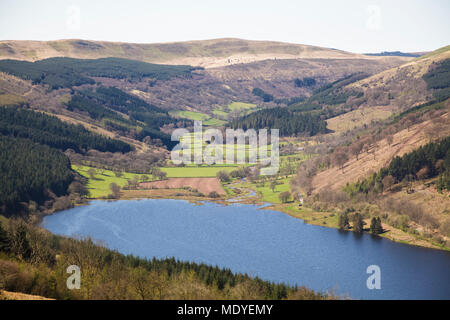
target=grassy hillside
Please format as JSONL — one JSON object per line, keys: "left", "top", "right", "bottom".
{"left": 346, "top": 45, "right": 450, "bottom": 111}
{"left": 0, "top": 38, "right": 369, "bottom": 68}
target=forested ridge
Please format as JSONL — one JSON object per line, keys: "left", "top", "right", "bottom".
{"left": 80, "top": 86, "right": 166, "bottom": 115}
{"left": 0, "top": 57, "right": 196, "bottom": 89}
{"left": 231, "top": 107, "right": 328, "bottom": 136}
{"left": 289, "top": 73, "right": 366, "bottom": 117}
{"left": 0, "top": 136, "right": 73, "bottom": 214}
{"left": 67, "top": 86, "right": 185, "bottom": 148}
{"left": 346, "top": 136, "right": 450, "bottom": 195}
{"left": 0, "top": 106, "right": 136, "bottom": 216}
{"left": 78, "top": 86, "right": 178, "bottom": 129}
{"left": 422, "top": 58, "right": 450, "bottom": 102}
{"left": 0, "top": 106, "right": 131, "bottom": 153}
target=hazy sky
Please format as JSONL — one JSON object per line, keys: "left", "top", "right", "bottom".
{"left": 0, "top": 0, "right": 449, "bottom": 53}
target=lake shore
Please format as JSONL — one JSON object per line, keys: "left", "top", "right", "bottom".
{"left": 87, "top": 185, "right": 450, "bottom": 252}
{"left": 42, "top": 197, "right": 450, "bottom": 300}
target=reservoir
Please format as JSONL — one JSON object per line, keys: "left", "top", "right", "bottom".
{"left": 42, "top": 199, "right": 450, "bottom": 300}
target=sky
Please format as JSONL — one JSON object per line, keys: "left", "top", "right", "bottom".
{"left": 0, "top": 0, "right": 449, "bottom": 53}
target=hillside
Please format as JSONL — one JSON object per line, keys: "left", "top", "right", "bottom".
{"left": 0, "top": 40, "right": 411, "bottom": 140}
{"left": 313, "top": 109, "right": 450, "bottom": 192}
{"left": 0, "top": 38, "right": 409, "bottom": 68}
{"left": 346, "top": 45, "right": 450, "bottom": 111}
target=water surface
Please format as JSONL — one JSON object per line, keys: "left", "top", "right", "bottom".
{"left": 42, "top": 199, "right": 450, "bottom": 299}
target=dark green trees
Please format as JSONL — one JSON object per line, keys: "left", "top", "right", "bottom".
{"left": 0, "top": 106, "right": 131, "bottom": 153}
{"left": 67, "top": 87, "right": 179, "bottom": 149}
{"left": 352, "top": 213, "right": 364, "bottom": 234}
{"left": 436, "top": 169, "right": 450, "bottom": 192}
{"left": 231, "top": 107, "right": 327, "bottom": 136}
{"left": 0, "top": 136, "right": 74, "bottom": 214}
{"left": 338, "top": 212, "right": 350, "bottom": 230}
{"left": 14, "top": 224, "right": 31, "bottom": 261}
{"left": 370, "top": 217, "right": 383, "bottom": 235}
{"left": 294, "top": 77, "right": 316, "bottom": 88}
{"left": 349, "top": 136, "right": 450, "bottom": 195}
{"left": 252, "top": 88, "right": 274, "bottom": 102}
{"left": 0, "top": 222, "right": 11, "bottom": 253}
{"left": 0, "top": 57, "right": 195, "bottom": 89}
{"left": 422, "top": 59, "right": 450, "bottom": 101}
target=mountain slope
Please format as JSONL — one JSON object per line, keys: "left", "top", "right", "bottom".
{"left": 346, "top": 45, "right": 450, "bottom": 110}
{"left": 0, "top": 38, "right": 410, "bottom": 68}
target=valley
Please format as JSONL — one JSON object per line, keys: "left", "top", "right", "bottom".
{"left": 0, "top": 37, "right": 449, "bottom": 301}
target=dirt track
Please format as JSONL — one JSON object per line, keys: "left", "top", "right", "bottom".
{"left": 140, "top": 177, "right": 225, "bottom": 195}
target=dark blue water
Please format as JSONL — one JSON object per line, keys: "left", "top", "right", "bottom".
{"left": 42, "top": 199, "right": 450, "bottom": 300}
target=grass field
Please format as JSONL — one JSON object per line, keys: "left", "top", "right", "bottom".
{"left": 276, "top": 204, "right": 339, "bottom": 228}
{"left": 73, "top": 164, "right": 242, "bottom": 197}
{"left": 212, "top": 108, "right": 228, "bottom": 118}
{"left": 178, "top": 132, "right": 273, "bottom": 161}
{"left": 169, "top": 110, "right": 210, "bottom": 121}
{"left": 72, "top": 165, "right": 149, "bottom": 198}
{"left": 161, "top": 166, "right": 236, "bottom": 178}
{"left": 168, "top": 102, "right": 257, "bottom": 127}
{"left": 73, "top": 163, "right": 238, "bottom": 197}
{"left": 0, "top": 94, "right": 25, "bottom": 106}
{"left": 227, "top": 102, "right": 257, "bottom": 112}
{"left": 210, "top": 102, "right": 258, "bottom": 119}
{"left": 203, "top": 118, "right": 227, "bottom": 126}
{"left": 254, "top": 177, "right": 291, "bottom": 203}
{"left": 326, "top": 106, "right": 393, "bottom": 133}
{"left": 232, "top": 177, "right": 292, "bottom": 203}
{"left": 169, "top": 110, "right": 227, "bottom": 126}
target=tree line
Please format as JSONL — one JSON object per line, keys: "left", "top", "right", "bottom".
{"left": 231, "top": 107, "right": 328, "bottom": 136}
{"left": 422, "top": 58, "right": 450, "bottom": 102}
{"left": 288, "top": 73, "right": 367, "bottom": 117}
{"left": 0, "top": 136, "right": 74, "bottom": 215}
{"left": 294, "top": 77, "right": 316, "bottom": 88}
{"left": 67, "top": 87, "right": 186, "bottom": 149}
{"left": 0, "top": 57, "right": 196, "bottom": 89}
{"left": 0, "top": 106, "right": 131, "bottom": 153}
{"left": 252, "top": 88, "right": 274, "bottom": 102}
{"left": 346, "top": 136, "right": 450, "bottom": 195}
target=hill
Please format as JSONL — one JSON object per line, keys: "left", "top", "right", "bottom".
{"left": 0, "top": 38, "right": 410, "bottom": 68}
{"left": 346, "top": 45, "right": 450, "bottom": 111}
{"left": 364, "top": 51, "right": 426, "bottom": 58}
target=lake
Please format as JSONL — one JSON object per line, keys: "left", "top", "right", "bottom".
{"left": 42, "top": 199, "right": 450, "bottom": 300}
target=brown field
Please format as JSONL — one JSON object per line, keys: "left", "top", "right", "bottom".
{"left": 140, "top": 177, "right": 225, "bottom": 195}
